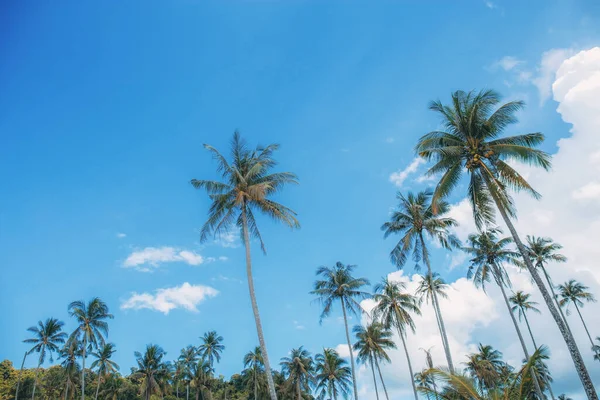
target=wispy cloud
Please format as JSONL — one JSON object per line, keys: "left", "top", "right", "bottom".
{"left": 485, "top": 1, "right": 496, "bottom": 9}
{"left": 215, "top": 232, "right": 240, "bottom": 249}
{"left": 493, "top": 56, "right": 523, "bottom": 71}
{"left": 116, "top": 233, "right": 127, "bottom": 238}
{"left": 121, "top": 282, "right": 218, "bottom": 314}
{"left": 293, "top": 320, "right": 306, "bottom": 330}
{"left": 123, "top": 246, "right": 222, "bottom": 272}
{"left": 389, "top": 158, "right": 425, "bottom": 187}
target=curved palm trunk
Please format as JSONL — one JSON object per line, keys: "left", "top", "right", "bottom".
{"left": 81, "top": 336, "right": 87, "bottom": 400}
{"left": 64, "top": 381, "right": 69, "bottom": 400}
{"left": 490, "top": 191, "right": 598, "bottom": 400}
{"left": 241, "top": 208, "right": 278, "bottom": 400}
{"left": 574, "top": 304, "right": 595, "bottom": 348}
{"left": 397, "top": 330, "right": 418, "bottom": 400}
{"left": 15, "top": 351, "right": 27, "bottom": 400}
{"left": 539, "top": 265, "right": 571, "bottom": 330}
{"left": 374, "top": 358, "right": 389, "bottom": 400}
{"left": 523, "top": 312, "right": 556, "bottom": 400}
{"left": 341, "top": 298, "right": 359, "bottom": 400}
{"left": 497, "top": 280, "right": 544, "bottom": 400}
{"left": 369, "top": 355, "right": 380, "bottom": 400}
{"left": 31, "top": 362, "right": 42, "bottom": 400}
{"left": 94, "top": 372, "right": 101, "bottom": 400}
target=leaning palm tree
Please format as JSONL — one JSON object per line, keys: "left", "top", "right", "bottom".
{"left": 557, "top": 280, "right": 597, "bottom": 348}
{"left": 416, "top": 89, "right": 596, "bottom": 398}
{"left": 372, "top": 278, "right": 421, "bottom": 400}
{"left": 311, "top": 262, "right": 370, "bottom": 400}
{"left": 178, "top": 346, "right": 198, "bottom": 400}
{"left": 191, "top": 132, "right": 299, "bottom": 400}
{"left": 68, "top": 297, "right": 113, "bottom": 400}
{"left": 134, "top": 344, "right": 169, "bottom": 400}
{"left": 353, "top": 322, "right": 396, "bottom": 400}
{"left": 15, "top": 349, "right": 31, "bottom": 400}
{"left": 463, "top": 228, "right": 544, "bottom": 399}
{"left": 314, "top": 348, "right": 352, "bottom": 400}
{"left": 510, "top": 291, "right": 542, "bottom": 350}
{"left": 381, "top": 190, "right": 460, "bottom": 373}
{"left": 280, "top": 347, "right": 314, "bottom": 400}
{"left": 90, "top": 343, "right": 119, "bottom": 400}
{"left": 24, "top": 318, "right": 67, "bottom": 400}
{"left": 244, "top": 346, "right": 264, "bottom": 400}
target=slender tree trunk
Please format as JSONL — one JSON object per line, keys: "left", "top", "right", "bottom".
{"left": 374, "top": 358, "right": 389, "bottom": 400}
{"left": 341, "top": 298, "right": 359, "bottom": 400}
{"left": 497, "top": 280, "right": 545, "bottom": 400}
{"left": 397, "top": 329, "right": 418, "bottom": 400}
{"left": 94, "top": 372, "right": 101, "bottom": 400}
{"left": 241, "top": 207, "right": 278, "bottom": 400}
{"left": 523, "top": 313, "right": 539, "bottom": 350}
{"left": 369, "top": 355, "right": 380, "bottom": 400}
{"left": 254, "top": 368, "right": 257, "bottom": 400}
{"left": 187, "top": 384, "right": 190, "bottom": 400}
{"left": 64, "top": 381, "right": 69, "bottom": 400}
{"left": 176, "top": 382, "right": 179, "bottom": 398}
{"left": 490, "top": 190, "right": 598, "bottom": 400}
{"left": 15, "top": 351, "right": 27, "bottom": 400}
{"left": 81, "top": 336, "right": 87, "bottom": 400}
{"left": 296, "top": 380, "right": 301, "bottom": 400}
{"left": 574, "top": 304, "right": 595, "bottom": 348}
{"left": 31, "top": 361, "right": 42, "bottom": 400}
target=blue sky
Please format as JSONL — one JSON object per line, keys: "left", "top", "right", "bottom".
{"left": 2, "top": 1, "right": 600, "bottom": 397}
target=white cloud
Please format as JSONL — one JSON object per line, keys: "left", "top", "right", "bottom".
{"left": 293, "top": 320, "right": 306, "bottom": 330}
{"left": 495, "top": 56, "right": 523, "bottom": 71}
{"left": 122, "top": 246, "right": 223, "bottom": 271}
{"left": 572, "top": 182, "right": 600, "bottom": 201}
{"left": 120, "top": 282, "right": 219, "bottom": 314}
{"left": 116, "top": 233, "right": 127, "bottom": 238}
{"left": 532, "top": 48, "right": 577, "bottom": 105}
{"left": 216, "top": 232, "right": 240, "bottom": 248}
{"left": 389, "top": 158, "right": 425, "bottom": 187}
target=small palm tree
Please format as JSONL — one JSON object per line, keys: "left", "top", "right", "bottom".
{"left": 280, "top": 347, "right": 314, "bottom": 400}
{"left": 68, "top": 297, "right": 113, "bottom": 400}
{"left": 244, "top": 346, "right": 264, "bottom": 400}
{"left": 134, "top": 344, "right": 169, "bottom": 400}
{"left": 353, "top": 322, "right": 396, "bottom": 400}
{"left": 314, "top": 348, "right": 352, "bottom": 400}
{"left": 191, "top": 132, "right": 299, "bottom": 400}
{"left": 60, "top": 338, "right": 81, "bottom": 400}
{"left": 198, "top": 331, "right": 224, "bottom": 370}
{"left": 415, "top": 89, "right": 596, "bottom": 398}
{"left": 381, "top": 190, "right": 460, "bottom": 373}
{"left": 311, "top": 262, "right": 370, "bottom": 400}
{"left": 23, "top": 318, "right": 67, "bottom": 400}
{"left": 179, "top": 346, "right": 198, "bottom": 400}
{"left": 463, "top": 344, "right": 504, "bottom": 392}
{"left": 90, "top": 343, "right": 119, "bottom": 400}
{"left": 510, "top": 291, "right": 542, "bottom": 349}
{"left": 372, "top": 278, "right": 421, "bottom": 400}
{"left": 558, "top": 280, "right": 597, "bottom": 348}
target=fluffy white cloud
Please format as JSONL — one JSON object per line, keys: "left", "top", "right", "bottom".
{"left": 120, "top": 282, "right": 218, "bottom": 314}
{"left": 532, "top": 48, "right": 577, "bottom": 105}
{"left": 123, "top": 246, "right": 221, "bottom": 271}
{"left": 389, "top": 158, "right": 425, "bottom": 187}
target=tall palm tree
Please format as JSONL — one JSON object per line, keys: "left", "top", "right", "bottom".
{"left": 244, "top": 346, "right": 264, "bottom": 400}
{"left": 381, "top": 190, "right": 460, "bottom": 373}
{"left": 311, "top": 262, "right": 370, "bottom": 400}
{"left": 372, "top": 278, "right": 421, "bottom": 400}
{"left": 415, "top": 89, "right": 596, "bottom": 398}
{"left": 23, "top": 318, "right": 67, "bottom": 400}
{"left": 462, "top": 228, "right": 544, "bottom": 399}
{"left": 463, "top": 344, "right": 504, "bottom": 392}
{"left": 353, "top": 322, "right": 396, "bottom": 400}
{"left": 90, "top": 343, "right": 119, "bottom": 400}
{"left": 415, "top": 272, "right": 450, "bottom": 350}
{"left": 68, "top": 297, "right": 113, "bottom": 400}
{"left": 179, "top": 346, "right": 198, "bottom": 400}
{"left": 191, "top": 132, "right": 299, "bottom": 400}
{"left": 510, "top": 291, "right": 542, "bottom": 350}
{"left": 314, "top": 348, "right": 352, "bottom": 400}
{"left": 60, "top": 338, "right": 81, "bottom": 400}
{"left": 134, "top": 344, "right": 169, "bottom": 400}
{"left": 198, "top": 331, "right": 225, "bottom": 371}
{"left": 557, "top": 280, "right": 597, "bottom": 348}
{"left": 280, "top": 347, "right": 314, "bottom": 400}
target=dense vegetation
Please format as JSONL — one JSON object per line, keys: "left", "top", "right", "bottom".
{"left": 3, "top": 90, "right": 599, "bottom": 400}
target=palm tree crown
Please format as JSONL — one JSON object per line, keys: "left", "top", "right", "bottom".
{"left": 91, "top": 343, "right": 119, "bottom": 375}
{"left": 415, "top": 273, "right": 449, "bottom": 305}
{"left": 558, "top": 280, "right": 597, "bottom": 312}
{"left": 314, "top": 348, "right": 352, "bottom": 400}
{"left": 24, "top": 318, "right": 67, "bottom": 365}
{"left": 280, "top": 347, "right": 314, "bottom": 400}
{"left": 134, "top": 344, "right": 169, "bottom": 400}
{"left": 353, "top": 323, "right": 396, "bottom": 365}
{"left": 510, "top": 291, "right": 541, "bottom": 322}
{"left": 198, "top": 330, "right": 225, "bottom": 369}
{"left": 68, "top": 297, "right": 113, "bottom": 350}
{"left": 372, "top": 278, "right": 421, "bottom": 334}
{"left": 464, "top": 344, "right": 504, "bottom": 391}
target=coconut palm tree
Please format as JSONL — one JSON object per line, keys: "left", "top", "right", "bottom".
{"left": 381, "top": 190, "right": 460, "bottom": 373}
{"left": 173, "top": 360, "right": 185, "bottom": 399}
{"left": 280, "top": 347, "right": 314, "bottom": 400}
{"left": 68, "top": 298, "right": 113, "bottom": 400}
{"left": 191, "top": 132, "right": 299, "bottom": 400}
{"left": 463, "top": 228, "right": 544, "bottom": 399}
{"left": 314, "top": 348, "right": 352, "bottom": 400}
{"left": 463, "top": 344, "right": 504, "bottom": 392}
{"left": 179, "top": 346, "right": 198, "bottom": 400}
{"left": 190, "top": 359, "right": 212, "bottom": 400}
{"left": 415, "top": 89, "right": 596, "bottom": 398}
{"left": 23, "top": 318, "right": 67, "bottom": 400}
{"left": 60, "top": 338, "right": 81, "bottom": 400}
{"left": 353, "top": 322, "right": 396, "bottom": 400}
{"left": 134, "top": 344, "right": 169, "bottom": 400}
{"left": 244, "top": 346, "right": 264, "bottom": 400}
{"left": 510, "top": 291, "right": 542, "bottom": 350}
{"left": 415, "top": 272, "right": 450, "bottom": 350}
{"left": 90, "top": 343, "right": 119, "bottom": 400}
{"left": 98, "top": 374, "right": 122, "bottom": 400}
{"left": 557, "top": 280, "right": 597, "bottom": 348}
{"left": 311, "top": 262, "right": 370, "bottom": 400}
{"left": 198, "top": 331, "right": 225, "bottom": 370}
{"left": 372, "top": 278, "right": 421, "bottom": 400}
